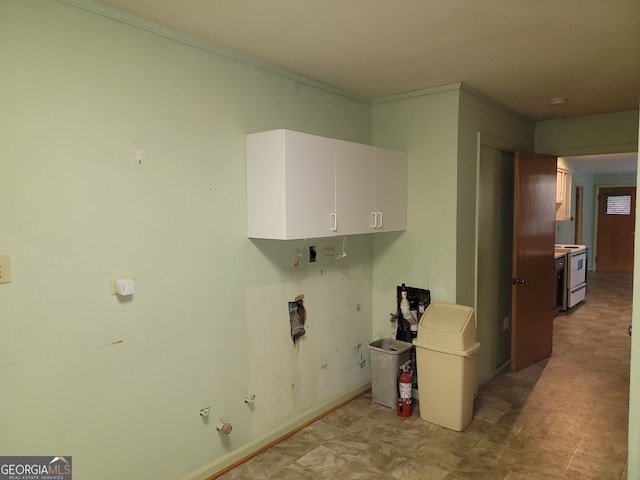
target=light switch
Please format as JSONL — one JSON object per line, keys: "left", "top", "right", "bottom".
{"left": 0, "top": 254, "right": 11, "bottom": 284}
{"left": 114, "top": 278, "right": 135, "bottom": 296}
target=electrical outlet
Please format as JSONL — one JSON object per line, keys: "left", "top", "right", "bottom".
{"left": 309, "top": 246, "right": 316, "bottom": 263}
{"left": 0, "top": 254, "right": 12, "bottom": 284}
{"left": 292, "top": 251, "right": 303, "bottom": 269}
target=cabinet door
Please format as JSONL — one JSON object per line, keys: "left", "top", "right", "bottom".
{"left": 335, "top": 139, "right": 375, "bottom": 235}
{"left": 556, "top": 171, "right": 564, "bottom": 203}
{"left": 563, "top": 172, "right": 572, "bottom": 220}
{"left": 285, "top": 131, "right": 335, "bottom": 239}
{"left": 374, "top": 147, "right": 408, "bottom": 232}
{"left": 555, "top": 169, "right": 572, "bottom": 221}
{"left": 247, "top": 130, "right": 287, "bottom": 239}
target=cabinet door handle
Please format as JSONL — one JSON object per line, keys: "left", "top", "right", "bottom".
{"left": 377, "top": 212, "right": 383, "bottom": 228}
{"left": 371, "top": 212, "right": 377, "bottom": 228}
{"left": 331, "top": 213, "right": 337, "bottom": 232}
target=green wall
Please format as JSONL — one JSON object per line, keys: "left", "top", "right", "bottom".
{"left": 371, "top": 87, "right": 460, "bottom": 343}
{"left": 630, "top": 109, "right": 640, "bottom": 480}
{"left": 456, "top": 87, "right": 534, "bottom": 304}
{"left": 535, "top": 110, "right": 639, "bottom": 156}
{"left": 456, "top": 88, "right": 534, "bottom": 383}
{"left": 0, "top": 2, "right": 374, "bottom": 479}
{"left": 3, "top": 2, "right": 638, "bottom": 479}
{"left": 371, "top": 86, "right": 534, "bottom": 385}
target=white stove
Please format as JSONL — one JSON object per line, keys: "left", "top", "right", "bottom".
{"left": 555, "top": 244, "right": 588, "bottom": 310}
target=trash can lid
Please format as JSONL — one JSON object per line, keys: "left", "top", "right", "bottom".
{"left": 415, "top": 302, "right": 477, "bottom": 352}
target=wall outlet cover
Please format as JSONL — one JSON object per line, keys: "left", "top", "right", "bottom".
{"left": 114, "top": 278, "right": 136, "bottom": 296}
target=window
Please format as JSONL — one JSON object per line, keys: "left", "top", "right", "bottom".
{"left": 606, "top": 195, "right": 632, "bottom": 215}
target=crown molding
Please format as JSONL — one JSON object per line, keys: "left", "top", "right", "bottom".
{"left": 55, "top": 0, "right": 371, "bottom": 104}
{"left": 371, "top": 83, "right": 463, "bottom": 105}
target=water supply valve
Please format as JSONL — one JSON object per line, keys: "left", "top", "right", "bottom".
{"left": 216, "top": 421, "right": 232, "bottom": 434}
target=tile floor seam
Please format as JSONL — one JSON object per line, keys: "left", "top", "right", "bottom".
{"left": 560, "top": 433, "right": 585, "bottom": 480}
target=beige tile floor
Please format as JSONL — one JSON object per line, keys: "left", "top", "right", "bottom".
{"left": 218, "top": 272, "right": 631, "bottom": 480}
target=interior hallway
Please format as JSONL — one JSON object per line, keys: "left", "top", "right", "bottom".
{"left": 217, "top": 272, "right": 631, "bottom": 480}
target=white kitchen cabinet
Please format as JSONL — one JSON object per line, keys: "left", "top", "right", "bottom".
{"left": 374, "top": 147, "right": 408, "bottom": 232}
{"left": 556, "top": 168, "right": 572, "bottom": 221}
{"left": 246, "top": 129, "right": 407, "bottom": 240}
{"left": 334, "top": 139, "right": 375, "bottom": 235}
{"left": 556, "top": 170, "right": 565, "bottom": 203}
{"left": 246, "top": 130, "right": 334, "bottom": 240}
{"left": 333, "top": 142, "right": 408, "bottom": 235}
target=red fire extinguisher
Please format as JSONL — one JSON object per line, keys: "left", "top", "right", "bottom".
{"left": 397, "top": 364, "right": 412, "bottom": 417}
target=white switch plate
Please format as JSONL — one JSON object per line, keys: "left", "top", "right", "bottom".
{"left": 0, "top": 254, "right": 11, "bottom": 284}
{"left": 111, "top": 278, "right": 135, "bottom": 295}
{"left": 115, "top": 278, "right": 136, "bottom": 296}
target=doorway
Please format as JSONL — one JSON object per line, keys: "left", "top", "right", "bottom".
{"left": 596, "top": 186, "right": 636, "bottom": 273}
{"left": 477, "top": 145, "right": 514, "bottom": 377}
{"left": 477, "top": 144, "right": 557, "bottom": 376}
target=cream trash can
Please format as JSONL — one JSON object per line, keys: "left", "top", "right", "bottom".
{"left": 413, "top": 303, "right": 480, "bottom": 431}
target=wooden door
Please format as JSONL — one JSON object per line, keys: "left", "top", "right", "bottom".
{"left": 596, "top": 186, "right": 636, "bottom": 273}
{"left": 511, "top": 152, "right": 557, "bottom": 372}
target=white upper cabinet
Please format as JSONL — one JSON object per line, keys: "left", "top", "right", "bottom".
{"left": 334, "top": 139, "right": 375, "bottom": 235}
{"left": 556, "top": 170, "right": 565, "bottom": 204}
{"left": 246, "top": 130, "right": 334, "bottom": 240}
{"left": 556, "top": 168, "right": 572, "bottom": 221}
{"left": 374, "top": 147, "right": 408, "bottom": 232}
{"left": 246, "top": 129, "right": 407, "bottom": 240}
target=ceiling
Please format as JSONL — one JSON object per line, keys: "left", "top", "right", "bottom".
{"left": 89, "top": 0, "right": 639, "bottom": 122}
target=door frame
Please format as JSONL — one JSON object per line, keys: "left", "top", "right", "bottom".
{"left": 474, "top": 132, "right": 524, "bottom": 380}
{"left": 574, "top": 185, "right": 584, "bottom": 244}
{"left": 476, "top": 134, "right": 559, "bottom": 376}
